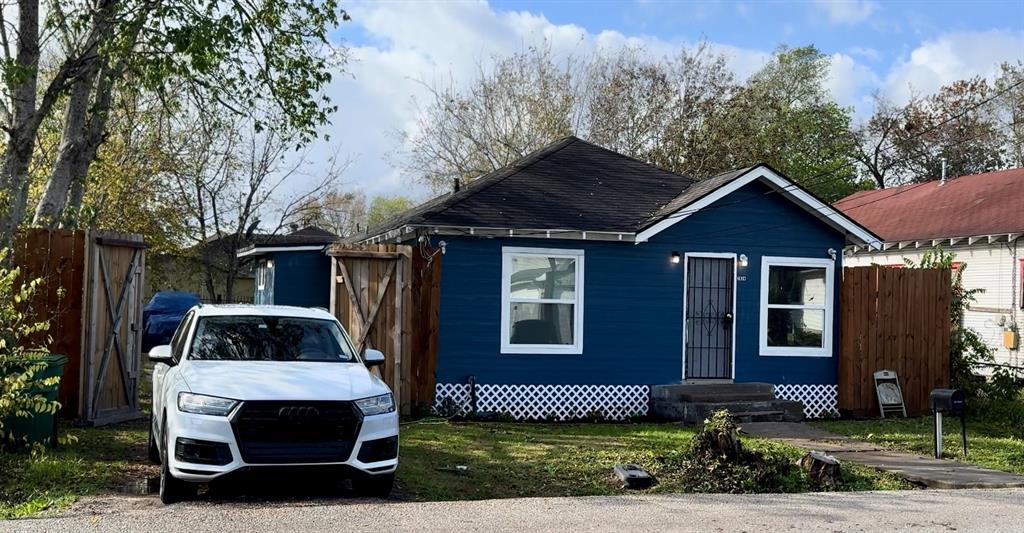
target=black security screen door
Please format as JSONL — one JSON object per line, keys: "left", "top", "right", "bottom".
{"left": 685, "top": 256, "right": 735, "bottom": 379}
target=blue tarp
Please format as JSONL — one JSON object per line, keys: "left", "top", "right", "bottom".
{"left": 142, "top": 291, "right": 200, "bottom": 351}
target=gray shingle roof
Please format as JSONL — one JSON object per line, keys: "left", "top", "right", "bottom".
{"left": 355, "top": 136, "right": 758, "bottom": 241}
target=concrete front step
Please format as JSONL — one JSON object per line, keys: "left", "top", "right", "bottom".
{"left": 651, "top": 398, "right": 805, "bottom": 424}
{"left": 651, "top": 382, "right": 775, "bottom": 403}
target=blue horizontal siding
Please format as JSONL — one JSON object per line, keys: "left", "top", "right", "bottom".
{"left": 434, "top": 180, "right": 845, "bottom": 387}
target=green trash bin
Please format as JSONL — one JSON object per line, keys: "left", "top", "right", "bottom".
{"left": 1, "top": 354, "right": 68, "bottom": 448}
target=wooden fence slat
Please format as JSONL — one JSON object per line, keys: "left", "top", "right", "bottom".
{"left": 839, "top": 265, "right": 951, "bottom": 417}
{"left": 327, "top": 243, "right": 438, "bottom": 415}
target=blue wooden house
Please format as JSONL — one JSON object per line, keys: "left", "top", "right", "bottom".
{"left": 353, "top": 137, "right": 881, "bottom": 420}
{"left": 237, "top": 227, "right": 338, "bottom": 308}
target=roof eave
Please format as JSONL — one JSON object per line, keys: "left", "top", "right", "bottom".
{"left": 355, "top": 224, "right": 638, "bottom": 244}
{"left": 235, "top": 244, "right": 329, "bottom": 258}
{"left": 634, "top": 164, "right": 883, "bottom": 250}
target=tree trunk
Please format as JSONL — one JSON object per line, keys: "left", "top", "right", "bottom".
{"left": 34, "top": 67, "right": 100, "bottom": 227}
{"left": 62, "top": 173, "right": 88, "bottom": 228}
{"left": 203, "top": 262, "right": 217, "bottom": 303}
{"left": 799, "top": 451, "right": 841, "bottom": 487}
{"left": 0, "top": 0, "right": 41, "bottom": 248}
{"left": 61, "top": 62, "right": 118, "bottom": 228}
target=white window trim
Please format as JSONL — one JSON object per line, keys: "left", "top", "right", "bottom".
{"left": 500, "top": 246, "right": 584, "bottom": 355}
{"left": 759, "top": 256, "right": 835, "bottom": 357}
{"left": 256, "top": 259, "right": 274, "bottom": 291}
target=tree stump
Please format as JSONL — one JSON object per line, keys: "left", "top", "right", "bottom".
{"left": 799, "top": 451, "right": 841, "bottom": 487}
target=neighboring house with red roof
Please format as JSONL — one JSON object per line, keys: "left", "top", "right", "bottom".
{"left": 835, "top": 168, "right": 1023, "bottom": 373}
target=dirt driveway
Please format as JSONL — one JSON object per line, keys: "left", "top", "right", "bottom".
{"left": 6, "top": 489, "right": 1024, "bottom": 532}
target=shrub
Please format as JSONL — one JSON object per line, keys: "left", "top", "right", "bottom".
{"left": 0, "top": 249, "right": 56, "bottom": 450}
{"left": 659, "top": 411, "right": 811, "bottom": 493}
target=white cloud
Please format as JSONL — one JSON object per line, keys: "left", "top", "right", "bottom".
{"left": 827, "top": 53, "right": 880, "bottom": 116}
{"left": 848, "top": 46, "right": 880, "bottom": 62}
{"left": 812, "top": 0, "right": 878, "bottom": 26}
{"left": 320, "top": 0, "right": 771, "bottom": 199}
{"left": 882, "top": 30, "right": 1024, "bottom": 104}
{"left": 309, "top": 2, "right": 1016, "bottom": 202}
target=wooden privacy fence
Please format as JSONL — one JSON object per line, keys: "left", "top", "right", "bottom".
{"left": 13, "top": 228, "right": 146, "bottom": 425}
{"left": 328, "top": 243, "right": 441, "bottom": 414}
{"left": 839, "top": 265, "right": 951, "bottom": 417}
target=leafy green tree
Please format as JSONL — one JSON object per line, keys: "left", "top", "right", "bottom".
{"left": 1, "top": 0, "right": 350, "bottom": 245}
{"left": 367, "top": 195, "right": 414, "bottom": 229}
{"left": 993, "top": 61, "right": 1024, "bottom": 167}
{"left": 585, "top": 43, "right": 738, "bottom": 178}
{"left": 856, "top": 71, "right": 1017, "bottom": 187}
{"left": 717, "top": 46, "right": 867, "bottom": 201}
{"left": 399, "top": 43, "right": 866, "bottom": 201}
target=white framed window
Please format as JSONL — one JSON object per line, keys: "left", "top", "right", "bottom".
{"left": 256, "top": 259, "right": 273, "bottom": 290}
{"left": 759, "top": 256, "right": 834, "bottom": 357}
{"left": 501, "top": 247, "right": 584, "bottom": 354}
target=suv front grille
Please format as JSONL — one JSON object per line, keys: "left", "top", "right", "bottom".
{"left": 231, "top": 401, "right": 362, "bottom": 464}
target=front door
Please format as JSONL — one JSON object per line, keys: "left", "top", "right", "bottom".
{"left": 684, "top": 255, "right": 735, "bottom": 380}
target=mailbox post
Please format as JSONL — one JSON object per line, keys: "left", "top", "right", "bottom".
{"left": 930, "top": 388, "right": 967, "bottom": 459}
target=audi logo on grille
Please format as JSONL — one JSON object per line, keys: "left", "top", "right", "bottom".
{"left": 277, "top": 406, "right": 320, "bottom": 422}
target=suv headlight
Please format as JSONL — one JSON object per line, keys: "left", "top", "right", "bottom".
{"left": 355, "top": 393, "right": 395, "bottom": 416}
{"left": 178, "top": 392, "right": 239, "bottom": 416}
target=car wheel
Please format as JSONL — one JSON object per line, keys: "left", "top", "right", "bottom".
{"left": 147, "top": 414, "right": 160, "bottom": 464}
{"left": 355, "top": 473, "right": 395, "bottom": 499}
{"left": 159, "top": 423, "right": 195, "bottom": 504}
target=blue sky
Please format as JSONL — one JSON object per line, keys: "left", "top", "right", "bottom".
{"left": 293, "top": 0, "right": 1023, "bottom": 205}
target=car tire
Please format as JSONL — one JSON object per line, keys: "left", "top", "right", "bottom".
{"left": 355, "top": 472, "right": 395, "bottom": 499}
{"left": 147, "top": 414, "right": 160, "bottom": 464}
{"left": 159, "top": 423, "right": 195, "bottom": 504}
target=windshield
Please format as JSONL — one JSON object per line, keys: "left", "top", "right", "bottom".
{"left": 188, "top": 316, "right": 358, "bottom": 362}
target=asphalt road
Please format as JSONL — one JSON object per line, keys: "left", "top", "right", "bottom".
{"left": 6, "top": 489, "right": 1024, "bottom": 532}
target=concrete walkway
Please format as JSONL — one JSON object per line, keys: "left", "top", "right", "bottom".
{"left": 741, "top": 422, "right": 1024, "bottom": 489}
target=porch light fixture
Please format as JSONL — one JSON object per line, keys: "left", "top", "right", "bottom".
{"left": 738, "top": 254, "right": 748, "bottom": 267}
{"left": 671, "top": 251, "right": 681, "bottom": 264}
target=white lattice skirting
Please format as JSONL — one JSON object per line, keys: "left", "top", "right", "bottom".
{"left": 774, "top": 384, "right": 838, "bottom": 418}
{"left": 435, "top": 382, "right": 839, "bottom": 421}
{"left": 434, "top": 383, "right": 650, "bottom": 421}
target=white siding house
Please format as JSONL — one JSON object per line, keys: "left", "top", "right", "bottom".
{"left": 836, "top": 168, "right": 1023, "bottom": 376}
{"left": 845, "top": 240, "right": 1021, "bottom": 371}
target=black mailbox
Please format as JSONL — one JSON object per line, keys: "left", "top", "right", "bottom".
{"left": 930, "top": 389, "right": 966, "bottom": 413}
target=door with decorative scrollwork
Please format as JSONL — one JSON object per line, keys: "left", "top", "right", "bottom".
{"left": 684, "top": 255, "right": 735, "bottom": 380}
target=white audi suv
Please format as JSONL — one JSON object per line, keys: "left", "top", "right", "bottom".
{"left": 148, "top": 305, "right": 399, "bottom": 504}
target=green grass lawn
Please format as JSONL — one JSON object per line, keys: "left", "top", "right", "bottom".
{"left": 816, "top": 410, "right": 1024, "bottom": 476}
{"left": 1, "top": 419, "right": 910, "bottom": 518}
{"left": 0, "top": 420, "right": 156, "bottom": 519}
{"left": 395, "top": 420, "right": 910, "bottom": 500}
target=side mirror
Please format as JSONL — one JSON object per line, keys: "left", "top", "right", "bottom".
{"left": 148, "top": 345, "right": 174, "bottom": 365}
{"left": 363, "top": 348, "right": 386, "bottom": 368}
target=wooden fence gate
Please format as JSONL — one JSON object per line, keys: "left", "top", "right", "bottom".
{"left": 82, "top": 232, "right": 147, "bottom": 424}
{"left": 328, "top": 243, "right": 441, "bottom": 414}
{"left": 839, "top": 265, "right": 952, "bottom": 417}
{"left": 13, "top": 229, "right": 146, "bottom": 425}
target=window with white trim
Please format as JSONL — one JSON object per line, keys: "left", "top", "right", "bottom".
{"left": 759, "top": 256, "right": 834, "bottom": 357}
{"left": 256, "top": 259, "right": 273, "bottom": 290}
{"left": 501, "top": 247, "right": 584, "bottom": 354}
